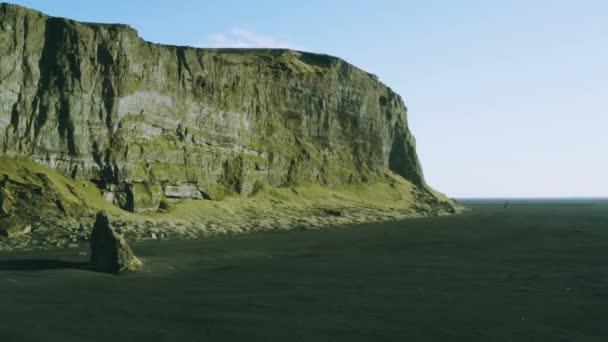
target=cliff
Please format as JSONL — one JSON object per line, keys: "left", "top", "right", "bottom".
{"left": 0, "top": 2, "right": 458, "bottom": 243}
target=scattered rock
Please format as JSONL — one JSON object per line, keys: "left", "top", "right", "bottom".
{"left": 150, "top": 233, "right": 158, "bottom": 239}
{"left": 325, "top": 209, "right": 344, "bottom": 217}
{"left": 90, "top": 211, "right": 143, "bottom": 273}
{"left": 22, "top": 225, "right": 32, "bottom": 234}
{"left": 113, "top": 220, "right": 126, "bottom": 227}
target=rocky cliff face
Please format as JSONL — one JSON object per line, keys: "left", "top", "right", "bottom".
{"left": 0, "top": 3, "right": 440, "bottom": 212}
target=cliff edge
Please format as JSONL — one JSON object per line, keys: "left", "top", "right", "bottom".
{"left": 0, "top": 3, "right": 460, "bottom": 248}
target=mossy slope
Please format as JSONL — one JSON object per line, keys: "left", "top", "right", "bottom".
{"left": 0, "top": 156, "right": 461, "bottom": 249}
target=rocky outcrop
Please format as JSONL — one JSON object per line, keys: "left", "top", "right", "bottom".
{"left": 0, "top": 3, "right": 452, "bottom": 213}
{"left": 0, "top": 187, "right": 14, "bottom": 215}
{"left": 90, "top": 211, "right": 143, "bottom": 273}
{"left": 0, "top": 157, "right": 85, "bottom": 240}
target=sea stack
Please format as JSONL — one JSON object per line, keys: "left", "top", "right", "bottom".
{"left": 90, "top": 211, "right": 143, "bottom": 273}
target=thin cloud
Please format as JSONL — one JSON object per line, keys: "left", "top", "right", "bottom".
{"left": 203, "top": 27, "right": 302, "bottom": 50}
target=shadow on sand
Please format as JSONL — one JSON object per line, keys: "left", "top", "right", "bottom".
{"left": 0, "top": 259, "right": 89, "bottom": 272}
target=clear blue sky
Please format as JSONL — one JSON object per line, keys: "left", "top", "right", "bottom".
{"left": 7, "top": 0, "right": 607, "bottom": 198}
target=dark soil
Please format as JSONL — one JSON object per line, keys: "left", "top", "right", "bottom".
{"left": 1, "top": 201, "right": 607, "bottom": 341}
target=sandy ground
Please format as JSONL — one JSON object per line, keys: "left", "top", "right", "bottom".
{"left": 1, "top": 201, "right": 607, "bottom": 341}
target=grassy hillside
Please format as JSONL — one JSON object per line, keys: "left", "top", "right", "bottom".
{"left": 0, "top": 157, "right": 457, "bottom": 249}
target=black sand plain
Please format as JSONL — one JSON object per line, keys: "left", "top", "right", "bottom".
{"left": 1, "top": 200, "right": 607, "bottom": 341}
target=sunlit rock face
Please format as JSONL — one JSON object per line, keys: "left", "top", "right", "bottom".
{"left": 0, "top": 3, "right": 432, "bottom": 212}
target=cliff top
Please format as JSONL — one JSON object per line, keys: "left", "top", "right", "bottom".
{"left": 0, "top": 2, "right": 385, "bottom": 83}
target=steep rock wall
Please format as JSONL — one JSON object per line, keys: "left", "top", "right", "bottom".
{"left": 0, "top": 3, "right": 435, "bottom": 212}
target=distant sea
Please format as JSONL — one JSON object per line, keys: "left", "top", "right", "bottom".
{"left": 457, "top": 198, "right": 608, "bottom": 205}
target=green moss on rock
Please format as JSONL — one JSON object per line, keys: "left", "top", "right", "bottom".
{"left": 0, "top": 3, "right": 454, "bottom": 214}
{"left": 130, "top": 183, "right": 163, "bottom": 212}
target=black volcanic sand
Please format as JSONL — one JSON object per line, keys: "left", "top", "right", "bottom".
{"left": 1, "top": 202, "right": 608, "bottom": 342}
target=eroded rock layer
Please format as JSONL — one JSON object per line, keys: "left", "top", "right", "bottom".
{"left": 0, "top": 3, "right": 440, "bottom": 212}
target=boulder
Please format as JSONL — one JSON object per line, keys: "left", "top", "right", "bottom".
{"left": 89, "top": 211, "right": 143, "bottom": 273}
{"left": 130, "top": 183, "right": 163, "bottom": 213}
{"left": 325, "top": 209, "right": 344, "bottom": 217}
{"left": 164, "top": 185, "right": 208, "bottom": 200}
